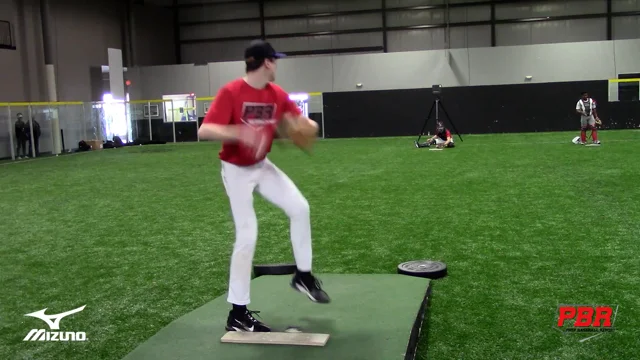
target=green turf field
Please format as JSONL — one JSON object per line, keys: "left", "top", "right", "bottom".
{"left": 1, "top": 130, "right": 639, "bottom": 360}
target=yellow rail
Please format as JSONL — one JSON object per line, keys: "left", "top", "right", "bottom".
{"left": 0, "top": 101, "right": 84, "bottom": 106}
{"left": 0, "top": 92, "right": 324, "bottom": 107}
{"left": 608, "top": 78, "right": 640, "bottom": 83}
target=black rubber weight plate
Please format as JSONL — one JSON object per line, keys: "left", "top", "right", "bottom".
{"left": 397, "top": 260, "right": 447, "bottom": 279}
{"left": 253, "top": 263, "right": 297, "bottom": 277}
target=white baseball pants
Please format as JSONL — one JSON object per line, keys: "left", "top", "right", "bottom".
{"left": 434, "top": 138, "right": 453, "bottom": 145}
{"left": 581, "top": 115, "right": 596, "bottom": 128}
{"left": 220, "top": 158, "right": 312, "bottom": 305}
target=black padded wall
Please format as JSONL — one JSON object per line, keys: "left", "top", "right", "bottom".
{"left": 321, "top": 80, "right": 637, "bottom": 138}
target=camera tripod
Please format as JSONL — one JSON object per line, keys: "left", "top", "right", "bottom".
{"left": 415, "top": 96, "right": 463, "bottom": 145}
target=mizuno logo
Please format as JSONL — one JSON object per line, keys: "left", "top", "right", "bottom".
{"left": 25, "top": 305, "right": 86, "bottom": 330}
{"left": 23, "top": 305, "right": 88, "bottom": 342}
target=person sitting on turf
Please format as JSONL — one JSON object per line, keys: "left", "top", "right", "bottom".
{"left": 431, "top": 121, "right": 454, "bottom": 148}
{"left": 417, "top": 121, "right": 455, "bottom": 148}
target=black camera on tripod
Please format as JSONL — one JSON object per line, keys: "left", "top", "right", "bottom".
{"left": 432, "top": 84, "right": 442, "bottom": 99}
{"left": 413, "top": 84, "right": 462, "bottom": 148}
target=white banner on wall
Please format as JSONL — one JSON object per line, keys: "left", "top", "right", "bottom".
{"left": 108, "top": 48, "right": 125, "bottom": 101}
{"left": 106, "top": 48, "right": 130, "bottom": 142}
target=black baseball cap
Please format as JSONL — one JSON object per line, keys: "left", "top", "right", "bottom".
{"left": 244, "top": 40, "right": 286, "bottom": 66}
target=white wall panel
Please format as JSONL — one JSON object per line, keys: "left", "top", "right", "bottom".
{"left": 207, "top": 61, "right": 244, "bottom": 93}
{"left": 265, "top": 14, "right": 382, "bottom": 35}
{"left": 134, "top": 39, "right": 640, "bottom": 103}
{"left": 448, "top": 5, "right": 491, "bottom": 22}
{"left": 386, "top": 0, "right": 445, "bottom": 7}
{"left": 331, "top": 49, "right": 470, "bottom": 92}
{"left": 450, "top": 25, "right": 491, "bottom": 48}
{"left": 268, "top": 36, "right": 331, "bottom": 52}
{"left": 387, "top": 28, "right": 446, "bottom": 51}
{"left": 532, "top": 19, "right": 606, "bottom": 44}
{"left": 146, "top": 0, "right": 172, "bottom": 6}
{"left": 388, "top": 25, "right": 490, "bottom": 52}
{"left": 132, "top": 4, "right": 176, "bottom": 66}
{"left": 205, "top": 56, "right": 333, "bottom": 94}
{"left": 180, "top": 21, "right": 260, "bottom": 40}
{"left": 387, "top": 9, "right": 446, "bottom": 27}
{"left": 139, "top": 64, "right": 210, "bottom": 99}
{"left": 265, "top": 18, "right": 309, "bottom": 35}
{"left": 613, "top": 39, "right": 640, "bottom": 74}
{"left": 126, "top": 67, "right": 142, "bottom": 100}
{"left": 613, "top": 16, "right": 640, "bottom": 39}
{"left": 496, "top": 23, "right": 531, "bottom": 46}
{"left": 178, "top": 0, "right": 250, "bottom": 4}
{"left": 53, "top": 0, "right": 126, "bottom": 101}
{"left": 448, "top": 0, "right": 491, "bottom": 3}
{"left": 178, "top": 2, "right": 259, "bottom": 22}
{"left": 495, "top": 0, "right": 607, "bottom": 19}
{"left": 268, "top": 33, "right": 382, "bottom": 53}
{"left": 1, "top": 0, "right": 175, "bottom": 104}
{"left": 469, "top": 41, "right": 616, "bottom": 86}
{"left": 329, "top": 32, "right": 383, "bottom": 48}
{"left": 264, "top": 0, "right": 381, "bottom": 17}
{"left": 387, "top": 6, "right": 489, "bottom": 28}
{"left": 270, "top": 57, "right": 334, "bottom": 93}
{"left": 612, "top": 0, "right": 640, "bottom": 11}
{"left": 496, "top": 19, "right": 607, "bottom": 46}
{"left": 181, "top": 40, "right": 248, "bottom": 63}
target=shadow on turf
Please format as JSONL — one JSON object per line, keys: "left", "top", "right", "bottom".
{"left": 296, "top": 316, "right": 337, "bottom": 333}
{"left": 412, "top": 283, "right": 434, "bottom": 360}
{"left": 121, "top": 146, "right": 176, "bottom": 154}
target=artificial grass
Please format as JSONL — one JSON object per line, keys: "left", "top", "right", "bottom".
{"left": 1, "top": 130, "right": 639, "bottom": 360}
{"left": 122, "top": 274, "right": 430, "bottom": 360}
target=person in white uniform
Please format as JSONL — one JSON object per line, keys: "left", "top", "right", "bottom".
{"left": 575, "top": 92, "right": 601, "bottom": 145}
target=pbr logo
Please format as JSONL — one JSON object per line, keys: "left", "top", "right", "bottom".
{"left": 556, "top": 304, "right": 618, "bottom": 337}
{"left": 23, "top": 305, "right": 87, "bottom": 342}
{"left": 240, "top": 102, "right": 278, "bottom": 127}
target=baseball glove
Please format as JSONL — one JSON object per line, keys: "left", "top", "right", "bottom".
{"left": 279, "top": 114, "right": 319, "bottom": 151}
{"left": 595, "top": 117, "right": 602, "bottom": 126}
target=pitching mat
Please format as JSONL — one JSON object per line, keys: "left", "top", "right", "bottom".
{"left": 121, "top": 274, "right": 432, "bottom": 360}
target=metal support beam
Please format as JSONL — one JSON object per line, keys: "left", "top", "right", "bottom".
{"left": 178, "top": 5, "right": 640, "bottom": 47}
{"left": 382, "top": 0, "right": 387, "bottom": 53}
{"left": 125, "top": 0, "right": 138, "bottom": 67}
{"left": 178, "top": 0, "right": 256, "bottom": 8}
{"left": 283, "top": 46, "right": 384, "bottom": 57}
{"left": 490, "top": 2, "right": 496, "bottom": 47}
{"left": 606, "top": 0, "right": 612, "bottom": 40}
{"left": 173, "top": 0, "right": 181, "bottom": 63}
{"left": 122, "top": 0, "right": 132, "bottom": 67}
{"left": 39, "top": 0, "right": 55, "bottom": 64}
{"left": 179, "top": 0, "right": 559, "bottom": 26}
{"left": 259, "top": 0, "right": 265, "bottom": 40}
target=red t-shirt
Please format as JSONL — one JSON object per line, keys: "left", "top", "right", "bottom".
{"left": 436, "top": 128, "right": 451, "bottom": 141}
{"left": 202, "top": 78, "right": 301, "bottom": 166}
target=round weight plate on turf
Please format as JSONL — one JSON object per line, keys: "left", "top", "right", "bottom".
{"left": 397, "top": 260, "right": 447, "bottom": 279}
{"left": 253, "top": 263, "right": 297, "bottom": 278}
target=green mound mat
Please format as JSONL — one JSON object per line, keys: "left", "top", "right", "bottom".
{"left": 122, "top": 274, "right": 431, "bottom": 360}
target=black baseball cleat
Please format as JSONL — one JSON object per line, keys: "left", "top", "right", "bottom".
{"left": 225, "top": 309, "right": 271, "bottom": 332}
{"left": 291, "top": 271, "right": 331, "bottom": 303}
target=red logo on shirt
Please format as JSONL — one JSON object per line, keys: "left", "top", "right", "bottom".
{"left": 241, "top": 102, "right": 277, "bottom": 127}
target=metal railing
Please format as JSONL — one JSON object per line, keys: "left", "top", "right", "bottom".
{"left": 0, "top": 92, "right": 324, "bottom": 161}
